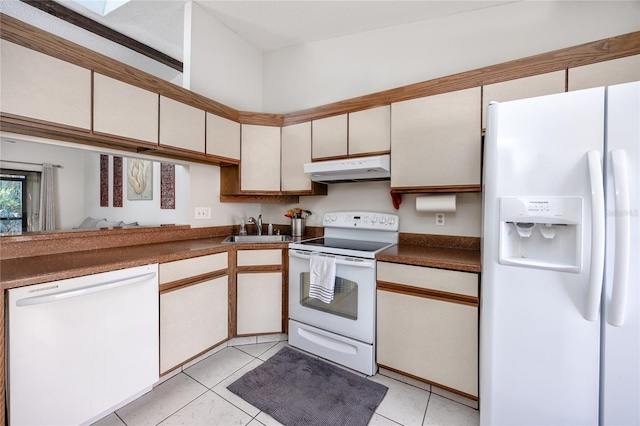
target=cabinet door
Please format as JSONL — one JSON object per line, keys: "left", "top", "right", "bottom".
{"left": 391, "top": 87, "right": 481, "bottom": 189}
{"left": 312, "top": 114, "right": 348, "bottom": 159}
{"left": 568, "top": 55, "right": 640, "bottom": 91}
{"left": 94, "top": 73, "right": 159, "bottom": 143}
{"left": 240, "top": 124, "right": 281, "bottom": 191}
{"left": 160, "top": 276, "right": 229, "bottom": 374}
{"left": 348, "top": 105, "right": 390, "bottom": 155}
{"left": 281, "top": 122, "right": 312, "bottom": 192}
{"left": 377, "top": 290, "right": 478, "bottom": 397}
{"left": 0, "top": 40, "right": 91, "bottom": 129}
{"left": 160, "top": 96, "right": 205, "bottom": 153}
{"left": 237, "top": 272, "right": 283, "bottom": 335}
{"left": 206, "top": 113, "right": 240, "bottom": 160}
{"left": 482, "top": 71, "right": 565, "bottom": 129}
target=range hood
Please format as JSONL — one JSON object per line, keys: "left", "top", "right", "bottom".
{"left": 303, "top": 154, "right": 390, "bottom": 183}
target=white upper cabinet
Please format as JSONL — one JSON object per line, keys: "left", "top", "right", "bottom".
{"left": 568, "top": 55, "right": 640, "bottom": 91}
{"left": 312, "top": 114, "right": 348, "bottom": 159}
{"left": 241, "top": 124, "right": 281, "bottom": 192}
{"left": 0, "top": 40, "right": 91, "bottom": 130}
{"left": 482, "top": 71, "right": 566, "bottom": 129}
{"left": 391, "top": 87, "right": 481, "bottom": 189}
{"left": 206, "top": 113, "right": 240, "bottom": 160}
{"left": 93, "top": 73, "right": 159, "bottom": 144}
{"left": 159, "top": 96, "right": 205, "bottom": 153}
{"left": 348, "top": 105, "right": 391, "bottom": 155}
{"left": 281, "top": 122, "right": 312, "bottom": 192}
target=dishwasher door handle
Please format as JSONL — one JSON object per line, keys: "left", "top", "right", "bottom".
{"left": 15, "top": 271, "right": 157, "bottom": 307}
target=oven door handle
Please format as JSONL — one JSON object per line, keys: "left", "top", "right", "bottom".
{"left": 289, "top": 250, "right": 375, "bottom": 268}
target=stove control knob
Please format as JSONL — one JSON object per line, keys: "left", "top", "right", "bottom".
{"left": 387, "top": 217, "right": 395, "bottom": 225}
{"left": 370, "top": 216, "right": 377, "bottom": 223}
{"left": 324, "top": 215, "right": 331, "bottom": 223}
{"left": 379, "top": 216, "right": 387, "bottom": 224}
{"left": 331, "top": 214, "right": 337, "bottom": 222}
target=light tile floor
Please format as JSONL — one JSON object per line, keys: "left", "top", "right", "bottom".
{"left": 93, "top": 338, "right": 479, "bottom": 426}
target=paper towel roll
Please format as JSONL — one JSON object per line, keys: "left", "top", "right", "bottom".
{"left": 416, "top": 194, "right": 457, "bottom": 212}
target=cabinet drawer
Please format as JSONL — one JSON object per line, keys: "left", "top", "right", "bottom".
{"left": 377, "top": 262, "right": 477, "bottom": 298}
{"left": 237, "top": 249, "right": 282, "bottom": 267}
{"left": 159, "top": 252, "right": 228, "bottom": 284}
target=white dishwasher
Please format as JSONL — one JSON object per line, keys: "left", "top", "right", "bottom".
{"left": 7, "top": 263, "right": 160, "bottom": 426}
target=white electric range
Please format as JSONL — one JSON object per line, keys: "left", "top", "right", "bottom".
{"left": 288, "top": 211, "right": 399, "bottom": 375}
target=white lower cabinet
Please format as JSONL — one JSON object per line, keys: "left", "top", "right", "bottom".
{"left": 237, "top": 272, "right": 283, "bottom": 335}
{"left": 236, "top": 249, "right": 283, "bottom": 335}
{"left": 376, "top": 262, "right": 479, "bottom": 398}
{"left": 160, "top": 277, "right": 229, "bottom": 374}
{"left": 159, "top": 252, "right": 229, "bottom": 374}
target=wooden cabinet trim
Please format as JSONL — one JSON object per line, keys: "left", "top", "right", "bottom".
{"left": 159, "top": 270, "right": 227, "bottom": 293}
{"left": 236, "top": 265, "right": 283, "bottom": 273}
{"left": 377, "top": 281, "right": 478, "bottom": 306}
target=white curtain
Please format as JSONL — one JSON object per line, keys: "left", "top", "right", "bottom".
{"left": 39, "top": 163, "right": 56, "bottom": 231}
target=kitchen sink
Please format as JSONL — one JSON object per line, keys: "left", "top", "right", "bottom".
{"left": 222, "top": 234, "right": 294, "bottom": 243}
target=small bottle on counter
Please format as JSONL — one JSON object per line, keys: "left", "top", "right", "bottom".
{"left": 268, "top": 223, "right": 273, "bottom": 235}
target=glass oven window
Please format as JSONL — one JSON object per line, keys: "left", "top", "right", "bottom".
{"left": 299, "top": 272, "right": 358, "bottom": 320}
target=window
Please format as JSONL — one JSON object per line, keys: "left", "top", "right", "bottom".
{"left": 0, "top": 170, "right": 41, "bottom": 234}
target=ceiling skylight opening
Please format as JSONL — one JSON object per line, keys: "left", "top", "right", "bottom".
{"left": 71, "top": 0, "right": 130, "bottom": 16}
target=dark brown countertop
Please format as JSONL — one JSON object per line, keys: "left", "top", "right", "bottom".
{"left": 377, "top": 243, "right": 481, "bottom": 273}
{"left": 0, "top": 237, "right": 295, "bottom": 290}
{"left": 1, "top": 229, "right": 481, "bottom": 290}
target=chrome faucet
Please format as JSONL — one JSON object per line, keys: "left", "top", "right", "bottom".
{"left": 247, "top": 214, "right": 262, "bottom": 235}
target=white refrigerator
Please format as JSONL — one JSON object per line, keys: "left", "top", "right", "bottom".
{"left": 481, "top": 81, "right": 639, "bottom": 425}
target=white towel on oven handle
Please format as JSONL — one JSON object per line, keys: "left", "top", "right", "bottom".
{"left": 309, "top": 253, "right": 336, "bottom": 304}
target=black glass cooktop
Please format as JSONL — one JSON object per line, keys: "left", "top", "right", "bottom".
{"left": 297, "top": 237, "right": 391, "bottom": 252}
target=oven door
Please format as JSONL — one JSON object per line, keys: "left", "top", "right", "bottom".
{"left": 288, "top": 249, "right": 376, "bottom": 343}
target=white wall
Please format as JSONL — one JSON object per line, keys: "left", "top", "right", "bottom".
{"left": 263, "top": 1, "right": 640, "bottom": 113}
{"left": 188, "top": 163, "right": 260, "bottom": 228}
{"left": 183, "top": 0, "right": 263, "bottom": 111}
{"left": 261, "top": 183, "right": 481, "bottom": 237}
{"left": 258, "top": 1, "right": 639, "bottom": 238}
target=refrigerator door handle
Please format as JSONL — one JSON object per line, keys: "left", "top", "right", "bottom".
{"left": 585, "top": 150, "right": 605, "bottom": 321}
{"left": 608, "top": 149, "right": 630, "bottom": 327}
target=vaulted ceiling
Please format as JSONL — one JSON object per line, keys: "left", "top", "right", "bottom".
{"left": 3, "top": 0, "right": 516, "bottom": 66}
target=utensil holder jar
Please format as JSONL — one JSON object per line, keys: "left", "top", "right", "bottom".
{"left": 291, "top": 218, "right": 305, "bottom": 237}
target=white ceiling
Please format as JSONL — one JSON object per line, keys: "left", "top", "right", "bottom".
{"left": 55, "top": 0, "right": 514, "bottom": 58}
{"left": 0, "top": 0, "right": 516, "bottom": 83}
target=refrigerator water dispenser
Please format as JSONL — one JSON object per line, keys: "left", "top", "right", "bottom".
{"left": 499, "top": 197, "right": 583, "bottom": 272}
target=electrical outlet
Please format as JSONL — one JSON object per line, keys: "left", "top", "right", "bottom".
{"left": 195, "top": 207, "right": 212, "bottom": 220}
{"left": 435, "top": 212, "right": 446, "bottom": 226}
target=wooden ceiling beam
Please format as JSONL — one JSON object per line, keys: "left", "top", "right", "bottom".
{"left": 20, "top": 0, "right": 183, "bottom": 72}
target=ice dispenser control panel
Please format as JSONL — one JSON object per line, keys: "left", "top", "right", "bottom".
{"left": 499, "top": 197, "right": 583, "bottom": 273}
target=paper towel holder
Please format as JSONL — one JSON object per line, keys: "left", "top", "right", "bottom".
{"left": 415, "top": 193, "right": 457, "bottom": 213}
